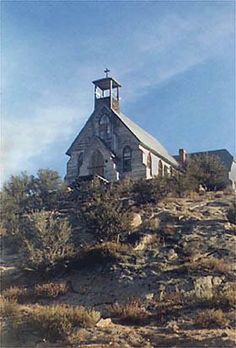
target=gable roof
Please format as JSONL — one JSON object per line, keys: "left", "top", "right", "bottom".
{"left": 113, "top": 110, "right": 179, "bottom": 167}
{"left": 174, "top": 149, "right": 234, "bottom": 170}
{"left": 66, "top": 106, "right": 178, "bottom": 167}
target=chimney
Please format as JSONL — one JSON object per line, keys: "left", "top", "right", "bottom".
{"left": 179, "top": 148, "right": 187, "bottom": 166}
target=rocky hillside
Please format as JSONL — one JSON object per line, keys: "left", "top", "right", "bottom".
{"left": 1, "top": 191, "right": 235, "bottom": 348}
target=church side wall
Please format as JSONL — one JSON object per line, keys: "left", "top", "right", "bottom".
{"left": 141, "top": 146, "right": 173, "bottom": 179}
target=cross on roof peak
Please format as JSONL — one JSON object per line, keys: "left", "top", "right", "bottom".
{"left": 104, "top": 68, "right": 110, "bottom": 78}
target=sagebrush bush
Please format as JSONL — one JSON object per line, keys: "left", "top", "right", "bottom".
{"left": 79, "top": 193, "right": 131, "bottom": 241}
{"left": 109, "top": 299, "right": 149, "bottom": 325}
{"left": 21, "top": 211, "right": 75, "bottom": 272}
{"left": 26, "top": 304, "right": 100, "bottom": 341}
{"left": 131, "top": 175, "right": 187, "bottom": 205}
{"left": 215, "top": 284, "right": 236, "bottom": 308}
{"left": 2, "top": 282, "right": 69, "bottom": 304}
{"left": 34, "top": 282, "right": 69, "bottom": 299}
{"left": 2, "top": 287, "right": 28, "bottom": 304}
{"left": 79, "top": 242, "right": 129, "bottom": 266}
{"left": 1, "top": 301, "right": 100, "bottom": 343}
{"left": 185, "top": 154, "right": 228, "bottom": 191}
{"left": 0, "top": 170, "right": 65, "bottom": 250}
{"left": 194, "top": 309, "right": 228, "bottom": 328}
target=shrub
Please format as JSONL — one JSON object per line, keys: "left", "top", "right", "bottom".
{"left": 26, "top": 304, "right": 100, "bottom": 341}
{"left": 34, "top": 282, "right": 69, "bottom": 299}
{"left": 21, "top": 211, "right": 75, "bottom": 272}
{"left": 194, "top": 309, "right": 228, "bottom": 328}
{"left": 0, "top": 298, "right": 23, "bottom": 338}
{"left": 131, "top": 178, "right": 160, "bottom": 205}
{"left": 1, "top": 301, "right": 100, "bottom": 343}
{"left": 188, "top": 257, "right": 232, "bottom": 275}
{"left": 1, "top": 170, "right": 65, "bottom": 250}
{"left": 227, "top": 203, "right": 236, "bottom": 224}
{"left": 185, "top": 154, "right": 228, "bottom": 191}
{"left": 80, "top": 193, "right": 131, "bottom": 241}
{"left": 2, "top": 282, "right": 69, "bottom": 304}
{"left": 109, "top": 299, "right": 149, "bottom": 325}
{"left": 131, "top": 175, "right": 187, "bottom": 205}
{"left": 215, "top": 284, "right": 236, "bottom": 308}
{"left": 79, "top": 242, "right": 129, "bottom": 266}
{"left": 2, "top": 287, "right": 28, "bottom": 304}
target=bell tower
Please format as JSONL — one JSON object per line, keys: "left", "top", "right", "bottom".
{"left": 92, "top": 69, "right": 121, "bottom": 112}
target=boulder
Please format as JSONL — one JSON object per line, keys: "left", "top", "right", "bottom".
{"left": 96, "top": 318, "right": 112, "bottom": 328}
{"left": 130, "top": 213, "right": 142, "bottom": 230}
{"left": 194, "top": 276, "right": 223, "bottom": 299}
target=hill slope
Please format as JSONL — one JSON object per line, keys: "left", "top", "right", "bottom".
{"left": 1, "top": 192, "right": 235, "bottom": 347}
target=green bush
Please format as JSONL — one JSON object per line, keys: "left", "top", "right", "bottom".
{"left": 131, "top": 175, "right": 186, "bottom": 205}
{"left": 21, "top": 211, "right": 75, "bottom": 272}
{"left": 185, "top": 154, "right": 228, "bottom": 191}
{"left": 1, "top": 170, "right": 66, "bottom": 248}
{"left": 79, "top": 192, "right": 131, "bottom": 241}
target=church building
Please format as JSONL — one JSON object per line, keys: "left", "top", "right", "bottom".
{"left": 65, "top": 71, "right": 179, "bottom": 184}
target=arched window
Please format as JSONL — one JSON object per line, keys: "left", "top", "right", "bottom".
{"left": 158, "top": 160, "right": 163, "bottom": 177}
{"left": 164, "top": 165, "right": 169, "bottom": 177}
{"left": 123, "top": 146, "right": 132, "bottom": 172}
{"left": 147, "top": 152, "right": 152, "bottom": 176}
{"left": 99, "top": 114, "right": 111, "bottom": 139}
{"left": 77, "top": 152, "right": 83, "bottom": 176}
{"left": 89, "top": 150, "right": 104, "bottom": 177}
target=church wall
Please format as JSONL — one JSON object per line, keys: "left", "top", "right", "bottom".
{"left": 141, "top": 146, "right": 173, "bottom": 179}
{"left": 65, "top": 103, "right": 174, "bottom": 183}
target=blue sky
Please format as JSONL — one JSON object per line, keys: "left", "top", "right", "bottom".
{"left": 1, "top": 0, "right": 235, "bottom": 184}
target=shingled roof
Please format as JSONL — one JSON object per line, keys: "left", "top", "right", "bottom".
{"left": 113, "top": 110, "right": 179, "bottom": 167}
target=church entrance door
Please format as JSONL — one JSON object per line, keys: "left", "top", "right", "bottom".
{"left": 89, "top": 150, "right": 105, "bottom": 177}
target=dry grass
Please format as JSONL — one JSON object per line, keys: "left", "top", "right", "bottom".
{"left": 2, "top": 282, "right": 70, "bottom": 304}
{"left": 187, "top": 257, "right": 232, "bottom": 275}
{"left": 213, "top": 284, "right": 236, "bottom": 308}
{"left": 141, "top": 218, "right": 160, "bottom": 231}
{"left": 194, "top": 309, "right": 228, "bottom": 328}
{"left": 34, "top": 282, "right": 69, "bottom": 299}
{"left": 1, "top": 299, "right": 100, "bottom": 343}
{"left": 26, "top": 304, "right": 100, "bottom": 340}
{"left": 1, "top": 286, "right": 28, "bottom": 303}
{"left": 109, "top": 299, "right": 149, "bottom": 325}
{"left": 162, "top": 291, "right": 184, "bottom": 305}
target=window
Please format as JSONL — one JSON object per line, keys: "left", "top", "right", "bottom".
{"left": 99, "top": 114, "right": 111, "bottom": 139}
{"left": 77, "top": 152, "right": 83, "bottom": 176}
{"left": 158, "top": 160, "right": 163, "bottom": 177}
{"left": 89, "top": 150, "right": 104, "bottom": 177}
{"left": 123, "top": 146, "right": 132, "bottom": 172}
{"left": 164, "top": 165, "right": 169, "bottom": 176}
{"left": 147, "top": 152, "right": 152, "bottom": 176}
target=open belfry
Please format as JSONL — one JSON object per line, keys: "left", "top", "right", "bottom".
{"left": 65, "top": 70, "right": 178, "bottom": 183}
